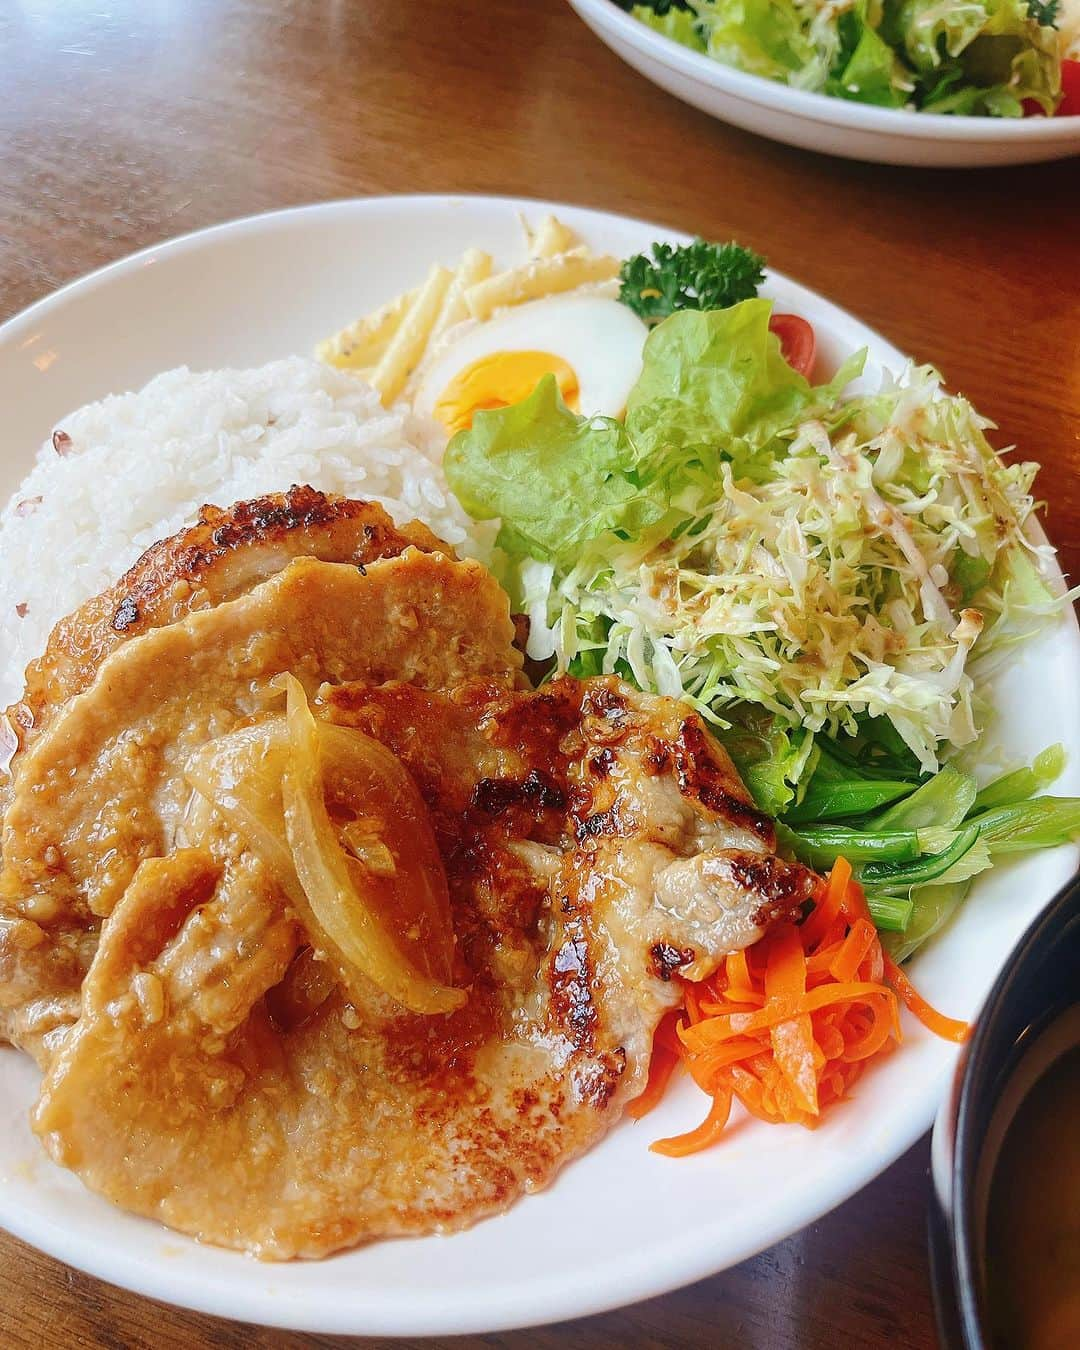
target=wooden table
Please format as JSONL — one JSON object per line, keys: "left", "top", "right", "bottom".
{"left": 1, "top": 2, "right": 1077, "bottom": 1346}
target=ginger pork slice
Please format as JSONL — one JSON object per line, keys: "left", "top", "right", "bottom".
{"left": 31, "top": 675, "right": 814, "bottom": 1259}
{"left": 0, "top": 544, "right": 523, "bottom": 1065}
{"left": 6, "top": 485, "right": 447, "bottom": 758}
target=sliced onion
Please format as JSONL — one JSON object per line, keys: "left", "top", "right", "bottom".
{"left": 186, "top": 678, "right": 464, "bottom": 1016}
{"left": 280, "top": 675, "right": 463, "bottom": 1015}
{"left": 339, "top": 819, "right": 397, "bottom": 877}
{"left": 185, "top": 721, "right": 297, "bottom": 894}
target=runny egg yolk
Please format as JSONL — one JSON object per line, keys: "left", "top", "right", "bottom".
{"left": 432, "top": 351, "right": 580, "bottom": 434}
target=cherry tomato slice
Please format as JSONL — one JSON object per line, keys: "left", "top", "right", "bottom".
{"left": 769, "top": 313, "right": 816, "bottom": 379}
{"left": 1061, "top": 59, "right": 1080, "bottom": 118}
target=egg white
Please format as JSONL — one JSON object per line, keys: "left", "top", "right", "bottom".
{"left": 411, "top": 294, "right": 648, "bottom": 425}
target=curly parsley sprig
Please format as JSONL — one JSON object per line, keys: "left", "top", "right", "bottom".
{"left": 1027, "top": 0, "right": 1059, "bottom": 25}
{"left": 618, "top": 239, "right": 766, "bottom": 326}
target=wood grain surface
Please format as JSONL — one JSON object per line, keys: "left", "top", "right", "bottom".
{"left": 1, "top": 1, "right": 1077, "bottom": 1346}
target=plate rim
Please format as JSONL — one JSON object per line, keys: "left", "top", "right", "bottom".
{"left": 567, "top": 0, "right": 1080, "bottom": 143}
{"left": 0, "top": 191, "right": 903, "bottom": 355}
{"left": 0, "top": 192, "right": 1077, "bottom": 1336}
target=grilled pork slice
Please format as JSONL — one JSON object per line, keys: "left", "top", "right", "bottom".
{"left": 2, "top": 491, "right": 813, "bottom": 1257}
{"left": 28, "top": 665, "right": 813, "bottom": 1258}
{"left": 0, "top": 548, "right": 523, "bottom": 1063}
{"left": 6, "top": 486, "right": 446, "bottom": 756}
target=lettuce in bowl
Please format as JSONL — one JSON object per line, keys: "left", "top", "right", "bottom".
{"left": 625, "top": 0, "right": 1064, "bottom": 115}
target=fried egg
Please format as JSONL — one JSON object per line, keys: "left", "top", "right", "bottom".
{"left": 412, "top": 295, "right": 648, "bottom": 434}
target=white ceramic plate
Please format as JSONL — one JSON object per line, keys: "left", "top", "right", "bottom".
{"left": 0, "top": 195, "right": 1077, "bottom": 1336}
{"left": 568, "top": 0, "right": 1080, "bottom": 167}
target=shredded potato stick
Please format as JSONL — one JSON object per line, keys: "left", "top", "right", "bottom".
{"left": 528, "top": 214, "right": 576, "bottom": 259}
{"left": 430, "top": 248, "right": 493, "bottom": 340}
{"left": 315, "top": 215, "right": 611, "bottom": 391}
{"left": 316, "top": 286, "right": 419, "bottom": 370}
{"left": 464, "top": 248, "right": 620, "bottom": 321}
{"left": 370, "top": 264, "right": 453, "bottom": 404}
{"left": 630, "top": 859, "right": 969, "bottom": 1153}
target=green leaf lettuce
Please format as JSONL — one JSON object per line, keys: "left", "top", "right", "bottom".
{"left": 623, "top": 299, "right": 864, "bottom": 466}
{"left": 443, "top": 375, "right": 665, "bottom": 565}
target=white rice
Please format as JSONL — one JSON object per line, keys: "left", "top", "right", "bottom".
{"left": 0, "top": 357, "right": 487, "bottom": 709}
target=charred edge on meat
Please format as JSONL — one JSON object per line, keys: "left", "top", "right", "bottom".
{"left": 470, "top": 769, "right": 566, "bottom": 816}
{"left": 549, "top": 915, "right": 597, "bottom": 1051}
{"left": 723, "top": 853, "right": 819, "bottom": 928}
{"left": 577, "top": 1046, "right": 627, "bottom": 1110}
{"left": 650, "top": 941, "right": 696, "bottom": 982}
{"left": 485, "top": 683, "right": 586, "bottom": 752}
{"left": 642, "top": 736, "right": 670, "bottom": 775}
{"left": 200, "top": 486, "right": 404, "bottom": 558}
{"left": 111, "top": 596, "right": 140, "bottom": 632}
{"left": 580, "top": 684, "right": 626, "bottom": 720}
{"left": 672, "top": 720, "right": 774, "bottom": 842}
{"left": 573, "top": 804, "right": 624, "bottom": 841}
{"left": 588, "top": 747, "right": 617, "bottom": 778}
{"left": 112, "top": 490, "right": 426, "bottom": 624}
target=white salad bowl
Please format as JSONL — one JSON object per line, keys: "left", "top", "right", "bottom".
{"left": 568, "top": 0, "right": 1080, "bottom": 167}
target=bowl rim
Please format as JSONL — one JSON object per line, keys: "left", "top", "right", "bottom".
{"left": 569, "top": 0, "right": 1080, "bottom": 143}
{"left": 943, "top": 870, "right": 1080, "bottom": 1346}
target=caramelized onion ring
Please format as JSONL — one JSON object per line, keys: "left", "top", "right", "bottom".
{"left": 185, "top": 676, "right": 464, "bottom": 1016}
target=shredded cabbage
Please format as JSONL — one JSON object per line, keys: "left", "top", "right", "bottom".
{"left": 448, "top": 301, "right": 1066, "bottom": 775}
{"left": 532, "top": 369, "right": 1047, "bottom": 770}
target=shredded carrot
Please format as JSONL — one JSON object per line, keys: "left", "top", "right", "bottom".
{"left": 626, "top": 1011, "right": 682, "bottom": 1119}
{"left": 799, "top": 855, "right": 850, "bottom": 948}
{"left": 682, "top": 980, "right": 706, "bottom": 1025}
{"left": 764, "top": 923, "right": 818, "bottom": 1116}
{"left": 828, "top": 917, "right": 877, "bottom": 984}
{"left": 883, "top": 953, "right": 969, "bottom": 1043}
{"left": 842, "top": 874, "right": 869, "bottom": 919}
{"left": 626, "top": 1046, "right": 679, "bottom": 1120}
{"left": 650, "top": 1090, "right": 732, "bottom": 1157}
{"left": 725, "top": 949, "right": 752, "bottom": 991}
{"left": 634, "top": 856, "right": 970, "bottom": 1154}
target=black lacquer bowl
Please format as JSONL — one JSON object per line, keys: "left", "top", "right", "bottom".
{"left": 929, "top": 871, "right": 1080, "bottom": 1348}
